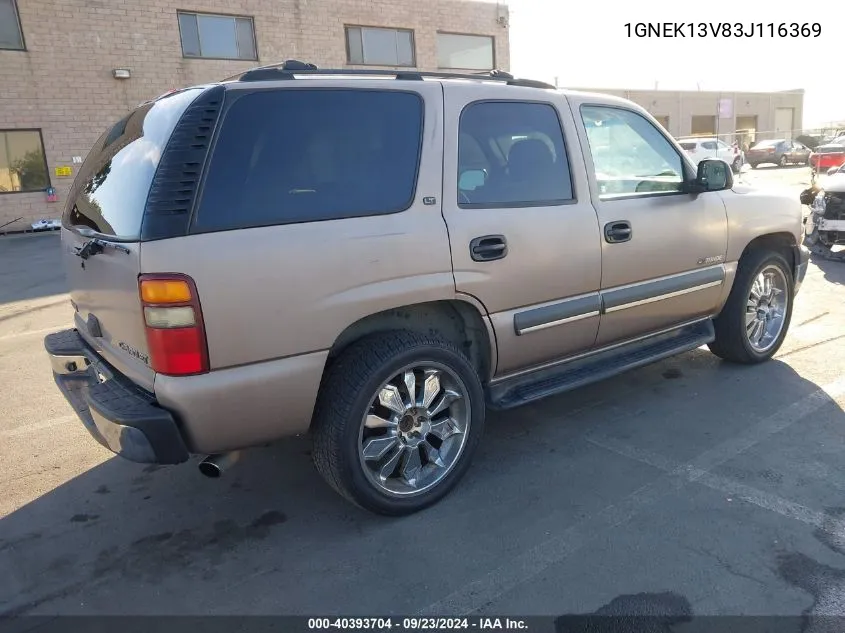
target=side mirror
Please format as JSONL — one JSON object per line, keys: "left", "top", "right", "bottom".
{"left": 689, "top": 159, "right": 733, "bottom": 193}
{"left": 459, "top": 169, "right": 487, "bottom": 191}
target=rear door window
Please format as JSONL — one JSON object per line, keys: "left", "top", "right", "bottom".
{"left": 63, "top": 88, "right": 204, "bottom": 239}
{"left": 457, "top": 101, "right": 573, "bottom": 207}
{"left": 192, "top": 89, "right": 424, "bottom": 233}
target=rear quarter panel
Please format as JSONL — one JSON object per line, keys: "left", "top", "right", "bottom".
{"left": 139, "top": 80, "right": 454, "bottom": 371}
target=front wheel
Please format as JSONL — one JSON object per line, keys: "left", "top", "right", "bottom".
{"left": 732, "top": 158, "right": 742, "bottom": 174}
{"left": 311, "top": 330, "right": 486, "bottom": 515}
{"left": 708, "top": 250, "right": 794, "bottom": 364}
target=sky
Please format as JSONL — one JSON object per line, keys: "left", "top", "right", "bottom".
{"left": 504, "top": 0, "right": 839, "bottom": 128}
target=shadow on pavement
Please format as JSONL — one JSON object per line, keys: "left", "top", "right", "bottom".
{"left": 1, "top": 352, "right": 843, "bottom": 616}
{"left": 811, "top": 255, "right": 845, "bottom": 286}
{"left": 0, "top": 233, "right": 66, "bottom": 307}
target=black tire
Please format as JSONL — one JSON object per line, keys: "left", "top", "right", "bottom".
{"left": 779, "top": 155, "right": 788, "bottom": 167}
{"left": 311, "top": 330, "right": 486, "bottom": 515}
{"left": 750, "top": 163, "right": 759, "bottom": 169}
{"left": 708, "top": 250, "right": 794, "bottom": 364}
{"left": 731, "top": 158, "right": 741, "bottom": 174}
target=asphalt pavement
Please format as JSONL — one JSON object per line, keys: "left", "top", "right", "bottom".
{"left": 3, "top": 166, "right": 845, "bottom": 621}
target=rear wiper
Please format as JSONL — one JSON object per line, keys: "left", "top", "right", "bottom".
{"left": 74, "top": 237, "right": 130, "bottom": 259}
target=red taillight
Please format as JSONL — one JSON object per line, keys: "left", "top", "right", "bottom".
{"left": 766, "top": 147, "right": 775, "bottom": 153}
{"left": 138, "top": 274, "right": 209, "bottom": 376}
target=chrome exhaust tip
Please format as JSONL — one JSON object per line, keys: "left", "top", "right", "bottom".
{"left": 198, "top": 452, "right": 240, "bottom": 478}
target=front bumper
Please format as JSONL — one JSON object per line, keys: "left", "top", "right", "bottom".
{"left": 44, "top": 329, "right": 189, "bottom": 464}
{"left": 794, "top": 244, "right": 810, "bottom": 295}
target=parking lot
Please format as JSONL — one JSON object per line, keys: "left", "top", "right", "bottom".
{"left": 3, "top": 165, "right": 845, "bottom": 620}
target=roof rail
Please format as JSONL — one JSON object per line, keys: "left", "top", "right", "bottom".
{"left": 226, "top": 60, "right": 555, "bottom": 90}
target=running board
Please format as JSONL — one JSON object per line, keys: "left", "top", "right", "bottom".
{"left": 488, "top": 320, "right": 715, "bottom": 410}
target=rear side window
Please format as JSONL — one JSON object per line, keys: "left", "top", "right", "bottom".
{"left": 458, "top": 101, "right": 573, "bottom": 208}
{"left": 193, "top": 89, "right": 424, "bottom": 233}
{"left": 63, "top": 88, "right": 204, "bottom": 239}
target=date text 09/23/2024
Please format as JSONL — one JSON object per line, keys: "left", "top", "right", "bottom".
{"left": 625, "top": 22, "right": 821, "bottom": 38}
{"left": 307, "top": 618, "right": 528, "bottom": 630}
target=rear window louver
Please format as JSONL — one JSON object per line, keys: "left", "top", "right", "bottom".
{"left": 141, "top": 85, "right": 225, "bottom": 241}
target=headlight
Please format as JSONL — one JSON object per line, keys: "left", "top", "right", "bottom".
{"left": 812, "top": 192, "right": 827, "bottom": 213}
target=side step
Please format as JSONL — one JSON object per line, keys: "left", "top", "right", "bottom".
{"left": 488, "top": 319, "right": 715, "bottom": 410}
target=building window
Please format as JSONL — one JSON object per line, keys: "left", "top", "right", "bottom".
{"left": 346, "top": 26, "right": 415, "bottom": 67}
{"left": 437, "top": 33, "right": 494, "bottom": 70}
{"left": 177, "top": 11, "right": 257, "bottom": 60}
{"left": 0, "top": 130, "right": 50, "bottom": 194}
{"left": 0, "top": 0, "right": 25, "bottom": 50}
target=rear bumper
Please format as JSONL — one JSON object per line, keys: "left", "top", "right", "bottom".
{"left": 794, "top": 244, "right": 810, "bottom": 295}
{"left": 44, "top": 329, "right": 189, "bottom": 464}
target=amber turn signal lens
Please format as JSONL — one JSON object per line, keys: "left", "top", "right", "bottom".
{"left": 140, "top": 279, "right": 192, "bottom": 304}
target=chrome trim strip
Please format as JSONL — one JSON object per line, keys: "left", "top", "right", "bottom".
{"left": 604, "top": 264, "right": 724, "bottom": 293}
{"left": 604, "top": 280, "right": 724, "bottom": 313}
{"left": 490, "top": 316, "right": 712, "bottom": 385}
{"left": 512, "top": 292, "right": 602, "bottom": 336}
{"left": 601, "top": 264, "right": 725, "bottom": 312}
{"left": 516, "top": 310, "right": 600, "bottom": 335}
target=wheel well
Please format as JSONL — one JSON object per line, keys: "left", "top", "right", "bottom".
{"left": 327, "top": 300, "right": 493, "bottom": 381}
{"left": 740, "top": 232, "right": 796, "bottom": 275}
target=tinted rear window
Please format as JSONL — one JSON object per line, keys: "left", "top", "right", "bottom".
{"left": 63, "top": 89, "right": 204, "bottom": 239}
{"left": 678, "top": 142, "right": 697, "bottom": 150}
{"left": 816, "top": 145, "right": 845, "bottom": 154}
{"left": 193, "top": 89, "right": 424, "bottom": 233}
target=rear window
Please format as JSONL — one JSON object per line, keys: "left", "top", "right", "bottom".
{"left": 752, "top": 140, "right": 783, "bottom": 148}
{"left": 815, "top": 145, "right": 845, "bottom": 154}
{"left": 63, "top": 89, "right": 204, "bottom": 239}
{"left": 192, "top": 89, "right": 424, "bottom": 233}
{"left": 678, "top": 142, "right": 697, "bottom": 150}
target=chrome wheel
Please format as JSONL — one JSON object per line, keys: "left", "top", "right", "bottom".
{"left": 357, "top": 363, "right": 471, "bottom": 497}
{"left": 745, "top": 265, "right": 788, "bottom": 352}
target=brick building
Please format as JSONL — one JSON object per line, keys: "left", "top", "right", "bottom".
{"left": 0, "top": 0, "right": 510, "bottom": 232}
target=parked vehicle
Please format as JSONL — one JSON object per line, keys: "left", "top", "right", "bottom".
{"left": 746, "top": 139, "right": 811, "bottom": 168}
{"left": 45, "top": 62, "right": 809, "bottom": 515}
{"left": 809, "top": 143, "right": 845, "bottom": 175}
{"left": 676, "top": 136, "right": 744, "bottom": 173}
{"left": 801, "top": 163, "right": 845, "bottom": 261}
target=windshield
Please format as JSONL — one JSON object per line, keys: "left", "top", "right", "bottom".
{"left": 62, "top": 88, "right": 204, "bottom": 240}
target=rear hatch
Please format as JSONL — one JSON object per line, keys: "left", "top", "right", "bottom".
{"left": 61, "top": 88, "right": 206, "bottom": 391}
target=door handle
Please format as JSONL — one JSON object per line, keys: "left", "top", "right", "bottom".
{"left": 604, "top": 221, "right": 632, "bottom": 244}
{"left": 470, "top": 235, "right": 508, "bottom": 262}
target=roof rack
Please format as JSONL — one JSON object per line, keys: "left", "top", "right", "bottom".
{"left": 226, "top": 60, "right": 555, "bottom": 90}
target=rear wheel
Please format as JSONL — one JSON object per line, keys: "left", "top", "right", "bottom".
{"left": 732, "top": 157, "right": 742, "bottom": 174}
{"left": 779, "top": 154, "right": 788, "bottom": 167}
{"left": 311, "top": 330, "right": 485, "bottom": 515}
{"left": 708, "top": 250, "right": 793, "bottom": 364}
